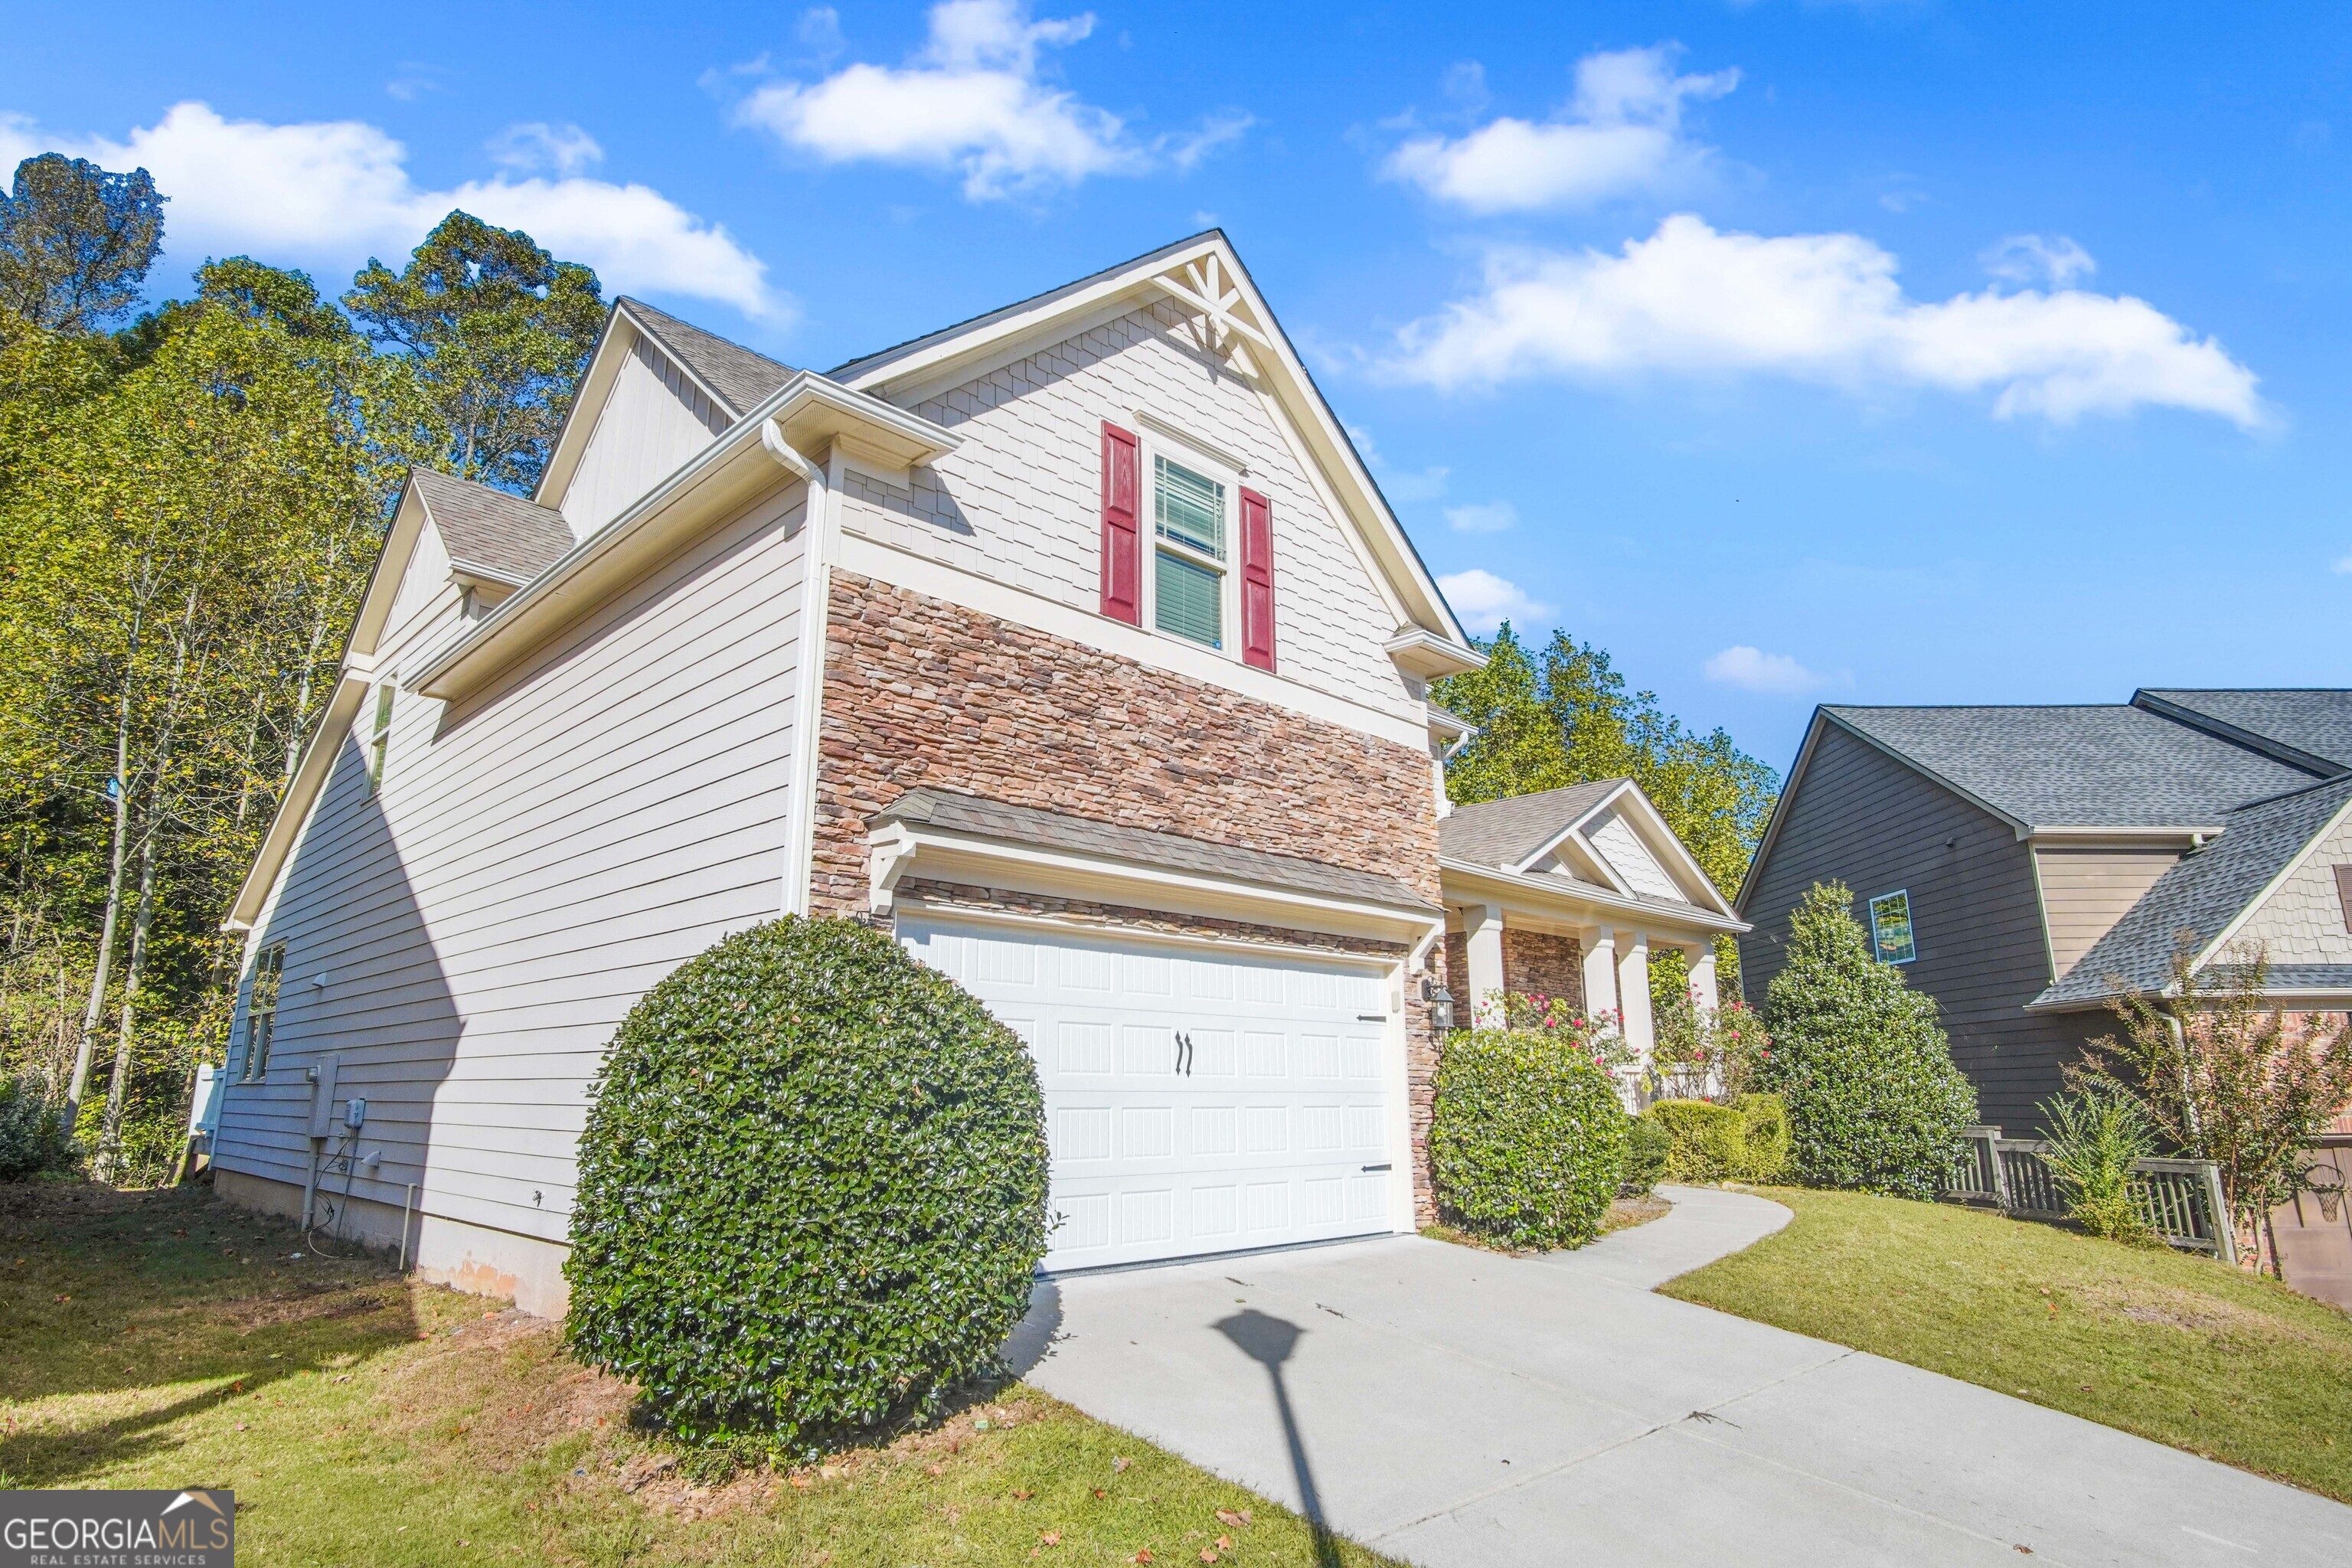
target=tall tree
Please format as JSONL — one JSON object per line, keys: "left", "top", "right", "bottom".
{"left": 344, "top": 211, "right": 603, "bottom": 494}
{"left": 0, "top": 155, "right": 165, "bottom": 335}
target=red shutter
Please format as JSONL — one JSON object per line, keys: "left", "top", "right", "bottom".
{"left": 1099, "top": 422, "right": 1141, "bottom": 625}
{"left": 1239, "top": 486, "right": 1276, "bottom": 671}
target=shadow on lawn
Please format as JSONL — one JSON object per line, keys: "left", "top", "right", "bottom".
{"left": 0, "top": 1179, "right": 420, "bottom": 1484}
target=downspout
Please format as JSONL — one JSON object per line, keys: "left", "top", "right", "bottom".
{"left": 763, "top": 420, "right": 835, "bottom": 917}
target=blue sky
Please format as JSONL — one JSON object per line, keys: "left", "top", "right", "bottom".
{"left": 5, "top": 1, "right": 2348, "bottom": 777}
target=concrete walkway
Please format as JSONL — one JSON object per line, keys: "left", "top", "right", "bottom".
{"left": 1011, "top": 1186, "right": 2352, "bottom": 1566}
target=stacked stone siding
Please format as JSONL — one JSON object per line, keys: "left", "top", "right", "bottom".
{"left": 1439, "top": 928, "right": 1585, "bottom": 1018}
{"left": 809, "top": 570, "right": 1446, "bottom": 1216}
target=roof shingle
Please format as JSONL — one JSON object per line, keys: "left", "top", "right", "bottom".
{"left": 2136, "top": 688, "right": 2352, "bottom": 775}
{"left": 410, "top": 468, "right": 574, "bottom": 584}
{"left": 1437, "top": 782, "right": 1627, "bottom": 868}
{"left": 618, "top": 296, "right": 793, "bottom": 418}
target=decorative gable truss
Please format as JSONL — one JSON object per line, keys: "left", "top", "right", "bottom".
{"left": 1514, "top": 782, "right": 1734, "bottom": 913}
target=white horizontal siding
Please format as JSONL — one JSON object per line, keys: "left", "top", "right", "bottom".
{"left": 211, "top": 482, "right": 810, "bottom": 1244}
{"left": 845, "top": 301, "right": 1417, "bottom": 727}
{"left": 560, "top": 329, "right": 728, "bottom": 537}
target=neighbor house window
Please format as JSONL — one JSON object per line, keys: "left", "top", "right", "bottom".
{"left": 1152, "top": 455, "right": 1225, "bottom": 649}
{"left": 243, "top": 942, "right": 286, "bottom": 1081}
{"left": 368, "top": 683, "right": 394, "bottom": 788}
{"left": 1868, "top": 889, "right": 1917, "bottom": 965}
{"left": 2334, "top": 865, "right": 2352, "bottom": 933}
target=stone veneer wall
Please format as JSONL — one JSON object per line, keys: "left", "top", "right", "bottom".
{"left": 1439, "top": 929, "right": 1586, "bottom": 1018}
{"left": 808, "top": 570, "right": 1447, "bottom": 1217}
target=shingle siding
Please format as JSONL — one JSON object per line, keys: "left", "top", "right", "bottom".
{"left": 2235, "top": 805, "right": 2352, "bottom": 962}
{"left": 1740, "top": 722, "right": 2101, "bottom": 1135}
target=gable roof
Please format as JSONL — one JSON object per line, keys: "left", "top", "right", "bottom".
{"left": 1821, "top": 704, "right": 2319, "bottom": 830}
{"left": 828, "top": 230, "right": 1475, "bottom": 657}
{"left": 1439, "top": 782, "right": 1628, "bottom": 868}
{"left": 616, "top": 296, "right": 793, "bottom": 418}
{"left": 2135, "top": 688, "right": 2352, "bottom": 776}
{"left": 2034, "top": 773, "right": 2352, "bottom": 1006}
{"left": 409, "top": 467, "right": 574, "bottom": 585}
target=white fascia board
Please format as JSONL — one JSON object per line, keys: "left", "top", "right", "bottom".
{"left": 872, "top": 824, "right": 1442, "bottom": 947}
{"left": 838, "top": 233, "right": 1478, "bottom": 656}
{"left": 224, "top": 672, "right": 371, "bottom": 931}
{"left": 412, "top": 378, "right": 957, "bottom": 703}
{"left": 1383, "top": 626, "right": 1486, "bottom": 681}
{"left": 1508, "top": 780, "right": 1637, "bottom": 875}
{"left": 1589, "top": 784, "right": 1736, "bottom": 916}
{"left": 2027, "top": 825, "right": 2220, "bottom": 843}
{"left": 1440, "top": 857, "right": 1751, "bottom": 938}
{"left": 534, "top": 311, "right": 637, "bottom": 509}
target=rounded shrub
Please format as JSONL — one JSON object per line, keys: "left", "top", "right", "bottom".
{"left": 1734, "top": 1093, "right": 1792, "bottom": 1183}
{"left": 1619, "top": 1115, "right": 1670, "bottom": 1196}
{"left": 1432, "top": 1027, "right": 1628, "bottom": 1250}
{"left": 0, "top": 1074, "right": 72, "bottom": 1181}
{"left": 1759, "top": 882, "right": 1977, "bottom": 1199}
{"left": 1648, "top": 1099, "right": 1744, "bottom": 1182}
{"left": 565, "top": 916, "right": 1050, "bottom": 1456}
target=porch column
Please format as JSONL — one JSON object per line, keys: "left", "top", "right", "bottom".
{"left": 1688, "top": 942, "right": 1719, "bottom": 1012}
{"left": 1579, "top": 927, "right": 1619, "bottom": 1032}
{"left": 1615, "top": 929, "right": 1655, "bottom": 1068}
{"left": 1464, "top": 903, "right": 1506, "bottom": 1026}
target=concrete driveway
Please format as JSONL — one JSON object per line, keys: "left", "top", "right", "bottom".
{"left": 1009, "top": 1186, "right": 2352, "bottom": 1566}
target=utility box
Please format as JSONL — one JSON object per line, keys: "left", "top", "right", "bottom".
{"left": 305, "top": 1056, "right": 340, "bottom": 1142}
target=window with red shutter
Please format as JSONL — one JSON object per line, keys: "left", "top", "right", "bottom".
{"left": 1099, "top": 422, "right": 1141, "bottom": 624}
{"left": 1239, "top": 486, "right": 1276, "bottom": 671}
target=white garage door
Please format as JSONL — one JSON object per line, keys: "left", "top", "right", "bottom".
{"left": 902, "top": 918, "right": 1400, "bottom": 1271}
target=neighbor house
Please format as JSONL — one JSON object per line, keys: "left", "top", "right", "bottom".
{"left": 213, "top": 234, "right": 1529, "bottom": 1312}
{"left": 1738, "top": 691, "right": 2352, "bottom": 1291}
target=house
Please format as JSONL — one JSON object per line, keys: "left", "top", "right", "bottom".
{"left": 212, "top": 233, "right": 1514, "bottom": 1312}
{"left": 1434, "top": 780, "right": 1749, "bottom": 1063}
{"left": 1737, "top": 693, "right": 2352, "bottom": 1284}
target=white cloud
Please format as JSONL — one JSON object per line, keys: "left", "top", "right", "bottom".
{"left": 488, "top": 122, "right": 603, "bottom": 177}
{"left": 0, "top": 102, "right": 783, "bottom": 320}
{"left": 2331, "top": 554, "right": 2352, "bottom": 575}
{"left": 1704, "top": 645, "right": 1828, "bottom": 695}
{"left": 1439, "top": 567, "right": 1549, "bottom": 634}
{"left": 1386, "top": 214, "right": 2262, "bottom": 427}
{"left": 1384, "top": 45, "right": 1737, "bottom": 213}
{"left": 735, "top": 0, "right": 1243, "bottom": 199}
{"left": 1444, "top": 500, "right": 1518, "bottom": 534}
{"left": 1983, "top": 234, "right": 2096, "bottom": 289}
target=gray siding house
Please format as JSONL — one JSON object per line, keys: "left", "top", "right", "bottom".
{"left": 1739, "top": 691, "right": 2352, "bottom": 1137}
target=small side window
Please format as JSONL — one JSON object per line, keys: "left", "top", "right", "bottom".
{"left": 368, "top": 683, "right": 395, "bottom": 789}
{"left": 2334, "top": 865, "right": 2352, "bottom": 934}
{"left": 1868, "top": 889, "right": 1917, "bottom": 965}
{"left": 244, "top": 943, "right": 286, "bottom": 1080}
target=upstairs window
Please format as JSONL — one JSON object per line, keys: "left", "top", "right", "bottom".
{"left": 1868, "top": 889, "right": 1917, "bottom": 965}
{"left": 368, "top": 683, "right": 394, "bottom": 788}
{"left": 1152, "top": 456, "right": 1226, "bottom": 649}
{"left": 243, "top": 942, "right": 286, "bottom": 1080}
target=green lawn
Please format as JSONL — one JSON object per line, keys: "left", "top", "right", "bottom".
{"left": 1663, "top": 1186, "right": 2352, "bottom": 1501}
{"left": 0, "top": 1179, "right": 1399, "bottom": 1566}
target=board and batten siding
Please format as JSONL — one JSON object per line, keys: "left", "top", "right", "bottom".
{"left": 2034, "top": 844, "right": 2185, "bottom": 982}
{"left": 211, "top": 478, "right": 811, "bottom": 1256}
{"left": 557, "top": 328, "right": 730, "bottom": 537}
{"left": 1739, "top": 722, "right": 2102, "bottom": 1135}
{"left": 837, "top": 300, "right": 1419, "bottom": 731}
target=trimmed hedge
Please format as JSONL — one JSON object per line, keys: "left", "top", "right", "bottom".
{"left": 1432, "top": 1027, "right": 1628, "bottom": 1250}
{"left": 1735, "top": 1092, "right": 1791, "bottom": 1183}
{"left": 1649, "top": 1099, "right": 1744, "bottom": 1182}
{"left": 1759, "top": 882, "right": 1977, "bottom": 1199}
{"left": 0, "top": 1074, "right": 71, "bottom": 1181}
{"left": 565, "top": 916, "right": 1050, "bottom": 1456}
{"left": 1619, "top": 1115, "right": 1670, "bottom": 1195}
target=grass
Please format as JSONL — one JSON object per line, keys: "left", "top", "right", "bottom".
{"left": 0, "top": 1178, "right": 1402, "bottom": 1566}
{"left": 1662, "top": 1185, "right": 2352, "bottom": 1501}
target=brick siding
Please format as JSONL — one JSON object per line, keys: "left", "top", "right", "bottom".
{"left": 808, "top": 570, "right": 1447, "bottom": 1217}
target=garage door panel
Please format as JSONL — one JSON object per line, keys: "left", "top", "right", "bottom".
{"left": 902, "top": 917, "right": 1398, "bottom": 1270}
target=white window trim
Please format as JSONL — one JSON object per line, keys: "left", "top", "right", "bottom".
{"left": 1137, "top": 426, "right": 1243, "bottom": 663}
{"left": 1868, "top": 888, "right": 1918, "bottom": 965}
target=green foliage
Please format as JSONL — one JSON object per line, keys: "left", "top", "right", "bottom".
{"left": 1735, "top": 1092, "right": 1791, "bottom": 1182}
{"left": 1648, "top": 1098, "right": 1743, "bottom": 1181}
{"left": 1651, "top": 988, "right": 1772, "bottom": 1101}
{"left": 565, "top": 916, "right": 1051, "bottom": 1458}
{"left": 2039, "top": 1089, "right": 2158, "bottom": 1246}
{"left": 0, "top": 154, "right": 165, "bottom": 335}
{"left": 1619, "top": 1115, "right": 1670, "bottom": 1195}
{"left": 1431, "top": 1027, "right": 1628, "bottom": 1250}
{"left": 2081, "top": 941, "right": 2352, "bottom": 1249}
{"left": 345, "top": 211, "right": 604, "bottom": 493}
{"left": 1758, "top": 882, "right": 1977, "bottom": 1199}
{"left": 0, "top": 1073, "right": 72, "bottom": 1179}
{"left": 1432, "top": 623, "right": 1776, "bottom": 992}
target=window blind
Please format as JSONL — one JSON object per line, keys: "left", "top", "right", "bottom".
{"left": 1155, "top": 550, "right": 1223, "bottom": 648}
{"left": 1154, "top": 456, "right": 1224, "bottom": 559}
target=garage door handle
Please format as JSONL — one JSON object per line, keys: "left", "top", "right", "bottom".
{"left": 1174, "top": 1031, "right": 1194, "bottom": 1076}
{"left": 1361, "top": 1163, "right": 1392, "bottom": 1172}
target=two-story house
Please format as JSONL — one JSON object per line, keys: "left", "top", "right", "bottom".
{"left": 209, "top": 234, "right": 1494, "bottom": 1312}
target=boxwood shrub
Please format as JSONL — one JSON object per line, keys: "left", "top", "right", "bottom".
{"left": 1759, "top": 882, "right": 1977, "bottom": 1199}
{"left": 564, "top": 915, "right": 1050, "bottom": 1457}
{"left": 1619, "top": 1114, "right": 1670, "bottom": 1195}
{"left": 1431, "top": 1027, "right": 1628, "bottom": 1250}
{"left": 1734, "top": 1092, "right": 1791, "bottom": 1183}
{"left": 1648, "top": 1098, "right": 1744, "bottom": 1182}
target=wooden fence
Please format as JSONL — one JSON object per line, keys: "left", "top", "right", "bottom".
{"left": 1942, "top": 1125, "right": 2236, "bottom": 1264}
